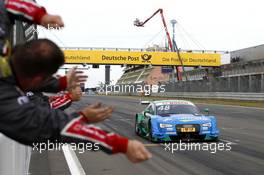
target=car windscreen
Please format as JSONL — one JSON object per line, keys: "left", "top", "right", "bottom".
{"left": 156, "top": 104, "right": 200, "bottom": 115}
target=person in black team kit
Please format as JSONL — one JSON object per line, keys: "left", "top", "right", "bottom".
{"left": 1, "top": 0, "right": 64, "bottom": 78}
{"left": 0, "top": 39, "right": 152, "bottom": 163}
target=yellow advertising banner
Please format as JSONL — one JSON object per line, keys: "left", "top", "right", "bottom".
{"left": 64, "top": 50, "right": 221, "bottom": 66}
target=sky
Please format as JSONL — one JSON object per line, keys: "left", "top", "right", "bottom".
{"left": 37, "top": 0, "right": 264, "bottom": 87}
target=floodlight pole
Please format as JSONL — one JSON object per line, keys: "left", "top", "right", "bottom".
{"left": 105, "top": 65, "right": 110, "bottom": 85}
{"left": 171, "top": 19, "right": 187, "bottom": 81}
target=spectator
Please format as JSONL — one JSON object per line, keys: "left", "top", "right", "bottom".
{"left": 0, "top": 39, "right": 152, "bottom": 163}
{"left": 1, "top": 0, "right": 64, "bottom": 78}
{"left": 26, "top": 69, "right": 87, "bottom": 109}
{"left": 1, "top": 0, "right": 79, "bottom": 100}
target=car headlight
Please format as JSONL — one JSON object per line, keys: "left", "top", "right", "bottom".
{"left": 202, "top": 122, "right": 212, "bottom": 127}
{"left": 160, "top": 123, "right": 173, "bottom": 128}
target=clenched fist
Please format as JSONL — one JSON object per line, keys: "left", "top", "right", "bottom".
{"left": 40, "top": 14, "right": 64, "bottom": 28}
{"left": 126, "top": 140, "right": 152, "bottom": 163}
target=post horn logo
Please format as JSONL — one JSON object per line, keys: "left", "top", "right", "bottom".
{"left": 141, "top": 54, "right": 152, "bottom": 63}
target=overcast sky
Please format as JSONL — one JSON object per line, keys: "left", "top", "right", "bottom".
{"left": 37, "top": 0, "right": 264, "bottom": 87}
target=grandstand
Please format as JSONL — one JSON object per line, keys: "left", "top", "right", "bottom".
{"left": 183, "top": 44, "right": 264, "bottom": 80}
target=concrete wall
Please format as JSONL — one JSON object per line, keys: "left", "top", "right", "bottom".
{"left": 99, "top": 74, "right": 264, "bottom": 101}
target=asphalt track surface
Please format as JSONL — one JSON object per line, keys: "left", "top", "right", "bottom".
{"left": 30, "top": 95, "right": 264, "bottom": 175}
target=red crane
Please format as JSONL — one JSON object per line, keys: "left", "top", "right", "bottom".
{"left": 134, "top": 8, "right": 184, "bottom": 81}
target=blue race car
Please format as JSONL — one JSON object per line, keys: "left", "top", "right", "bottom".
{"left": 135, "top": 100, "right": 219, "bottom": 142}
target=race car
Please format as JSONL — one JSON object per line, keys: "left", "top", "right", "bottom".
{"left": 135, "top": 100, "right": 219, "bottom": 142}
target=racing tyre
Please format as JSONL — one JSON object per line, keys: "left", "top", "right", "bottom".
{"left": 148, "top": 120, "right": 154, "bottom": 142}
{"left": 135, "top": 115, "right": 140, "bottom": 136}
{"left": 205, "top": 136, "right": 219, "bottom": 142}
{"left": 211, "top": 137, "right": 219, "bottom": 142}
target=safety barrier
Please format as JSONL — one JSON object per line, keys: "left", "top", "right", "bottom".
{"left": 151, "top": 92, "right": 264, "bottom": 101}
{"left": 98, "top": 92, "right": 264, "bottom": 101}
{"left": 0, "top": 134, "right": 31, "bottom": 175}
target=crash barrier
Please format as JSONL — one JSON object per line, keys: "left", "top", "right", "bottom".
{"left": 97, "top": 92, "right": 264, "bottom": 101}
{"left": 0, "top": 134, "right": 31, "bottom": 175}
{"left": 150, "top": 92, "right": 264, "bottom": 101}
{"left": 166, "top": 73, "right": 264, "bottom": 93}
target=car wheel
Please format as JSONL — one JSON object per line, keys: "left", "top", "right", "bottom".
{"left": 211, "top": 137, "right": 219, "bottom": 142}
{"left": 148, "top": 120, "right": 154, "bottom": 142}
{"left": 206, "top": 136, "right": 219, "bottom": 142}
{"left": 135, "top": 115, "right": 140, "bottom": 136}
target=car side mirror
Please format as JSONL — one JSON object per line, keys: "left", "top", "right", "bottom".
{"left": 204, "top": 108, "right": 210, "bottom": 115}
{"left": 144, "top": 109, "right": 150, "bottom": 116}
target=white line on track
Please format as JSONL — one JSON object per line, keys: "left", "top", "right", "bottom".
{"left": 144, "top": 143, "right": 162, "bottom": 147}
{"left": 62, "top": 144, "right": 86, "bottom": 175}
{"left": 219, "top": 139, "right": 238, "bottom": 145}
